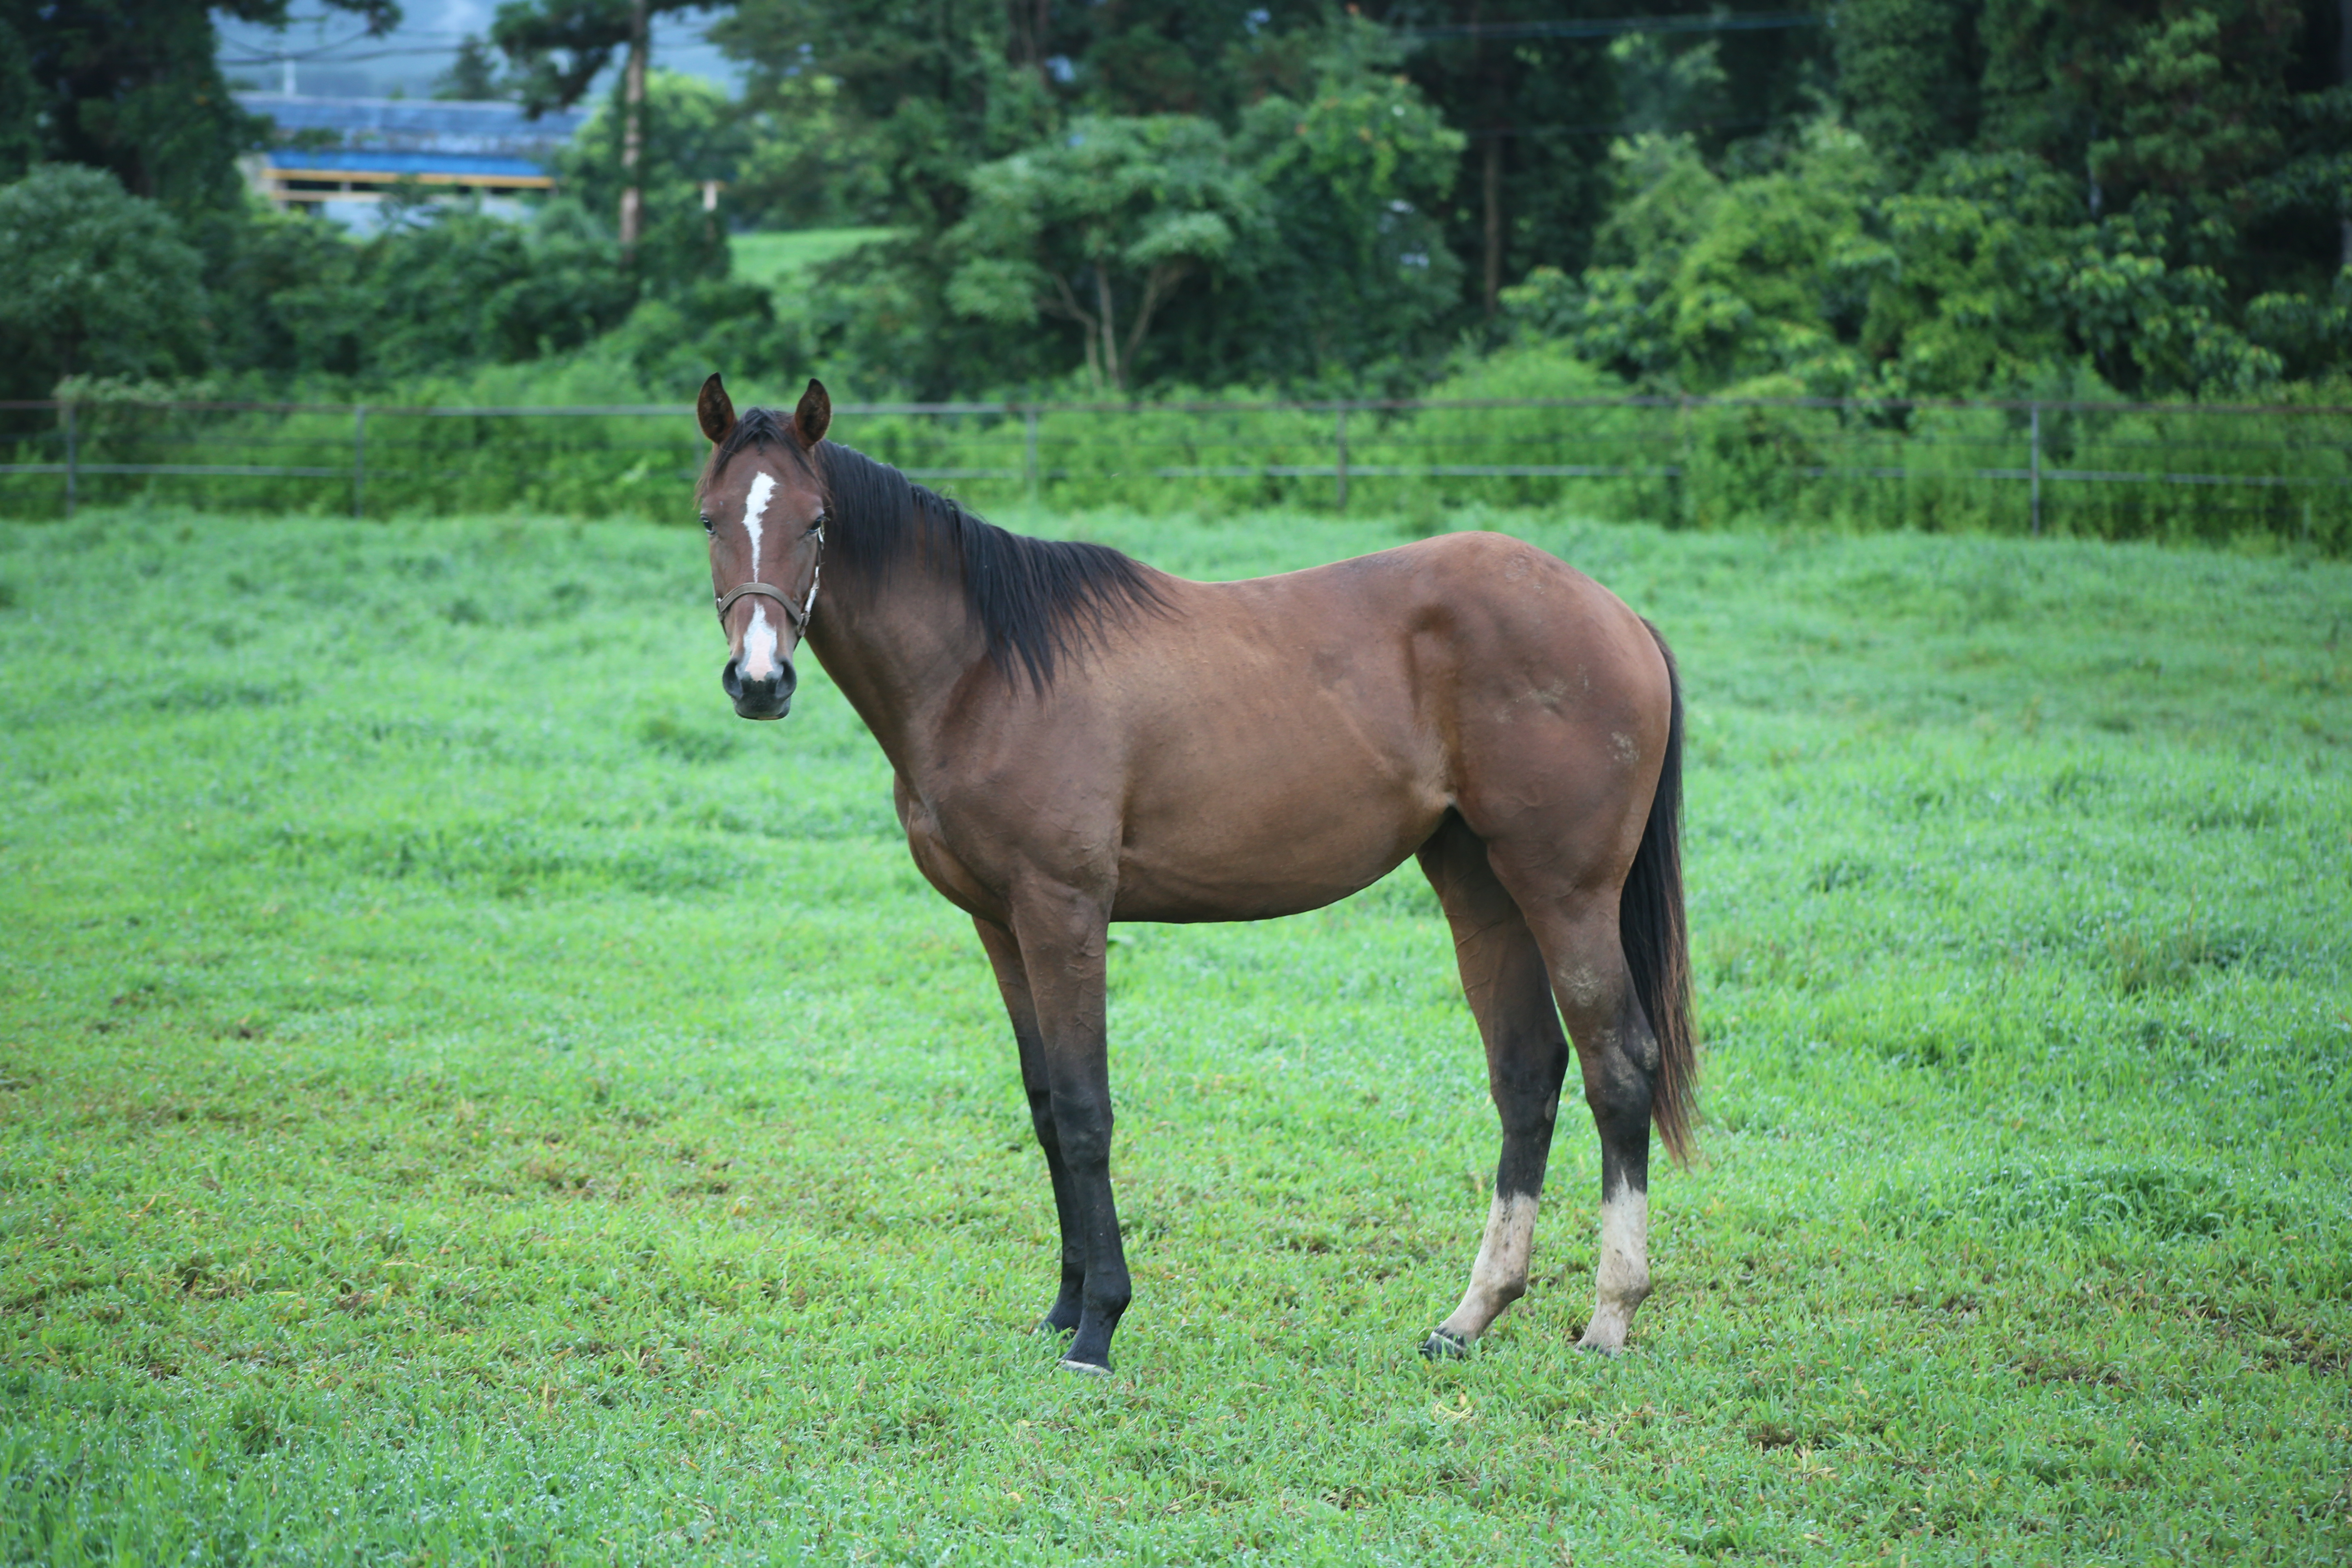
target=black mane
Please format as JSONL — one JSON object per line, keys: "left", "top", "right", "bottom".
{"left": 708, "top": 409, "right": 1165, "bottom": 688}
{"left": 820, "top": 439, "right": 1166, "bottom": 690}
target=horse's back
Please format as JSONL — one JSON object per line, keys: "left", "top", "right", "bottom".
{"left": 1083, "top": 531, "right": 1670, "bottom": 920}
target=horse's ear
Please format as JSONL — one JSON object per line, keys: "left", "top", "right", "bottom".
{"left": 794, "top": 379, "right": 831, "bottom": 446}
{"left": 697, "top": 373, "right": 735, "bottom": 445}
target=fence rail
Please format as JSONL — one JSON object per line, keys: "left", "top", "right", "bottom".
{"left": 4, "top": 392, "right": 2347, "bottom": 551}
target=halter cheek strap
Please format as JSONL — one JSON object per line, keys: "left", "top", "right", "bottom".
{"left": 714, "top": 523, "right": 824, "bottom": 632}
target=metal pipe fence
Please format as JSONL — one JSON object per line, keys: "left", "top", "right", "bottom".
{"left": 3, "top": 392, "right": 2347, "bottom": 550}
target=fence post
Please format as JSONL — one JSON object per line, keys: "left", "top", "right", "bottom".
{"left": 62, "top": 401, "right": 77, "bottom": 519}
{"left": 1334, "top": 405, "right": 1349, "bottom": 514}
{"left": 1675, "top": 394, "right": 1693, "bottom": 528}
{"left": 1023, "top": 406, "right": 1039, "bottom": 504}
{"left": 2029, "top": 402, "right": 2042, "bottom": 538}
{"left": 352, "top": 405, "right": 368, "bottom": 519}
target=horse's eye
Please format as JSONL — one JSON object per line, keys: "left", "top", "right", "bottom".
{"left": 699, "top": 514, "right": 713, "bottom": 535}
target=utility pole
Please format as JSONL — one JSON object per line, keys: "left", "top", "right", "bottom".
{"left": 1483, "top": 138, "right": 1502, "bottom": 316}
{"left": 1472, "top": 0, "right": 1502, "bottom": 317}
{"left": 2341, "top": 0, "right": 2350, "bottom": 267}
{"left": 619, "top": 0, "right": 648, "bottom": 258}
{"left": 1013, "top": 0, "right": 1052, "bottom": 85}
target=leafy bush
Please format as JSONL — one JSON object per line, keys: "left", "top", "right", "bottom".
{"left": 0, "top": 164, "right": 209, "bottom": 399}
{"left": 1506, "top": 125, "right": 2313, "bottom": 402}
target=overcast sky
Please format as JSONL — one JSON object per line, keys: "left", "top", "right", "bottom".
{"left": 213, "top": 3, "right": 745, "bottom": 100}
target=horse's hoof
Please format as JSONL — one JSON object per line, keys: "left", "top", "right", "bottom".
{"left": 1420, "top": 1328, "right": 1470, "bottom": 1361}
{"left": 1056, "top": 1356, "right": 1112, "bottom": 1377}
{"left": 1034, "top": 1318, "right": 1077, "bottom": 1337}
{"left": 1574, "top": 1338, "right": 1626, "bottom": 1357}
{"left": 1578, "top": 1305, "right": 1632, "bottom": 1354}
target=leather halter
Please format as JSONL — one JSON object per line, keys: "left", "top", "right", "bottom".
{"left": 713, "top": 519, "right": 825, "bottom": 633}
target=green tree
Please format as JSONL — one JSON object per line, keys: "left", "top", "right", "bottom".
{"left": 1212, "top": 50, "right": 1466, "bottom": 385}
{"left": 1506, "top": 119, "right": 2299, "bottom": 399}
{"left": 710, "top": 0, "right": 1052, "bottom": 233}
{"left": 1835, "top": 0, "right": 1982, "bottom": 181}
{"left": 1389, "top": 0, "right": 1617, "bottom": 319}
{"left": 1979, "top": 0, "right": 2306, "bottom": 204}
{"left": 0, "top": 165, "right": 209, "bottom": 399}
{"left": 1862, "top": 151, "right": 2077, "bottom": 392}
{"left": 434, "top": 35, "right": 510, "bottom": 100}
{"left": 1028, "top": 0, "right": 1327, "bottom": 120}
{"left": 728, "top": 71, "right": 891, "bottom": 229}
{"left": 0, "top": 0, "right": 398, "bottom": 229}
{"left": 491, "top": 0, "right": 726, "bottom": 253}
{"left": 930, "top": 27, "right": 1464, "bottom": 394}
{"left": 0, "top": 16, "right": 38, "bottom": 182}
{"left": 252, "top": 197, "right": 640, "bottom": 379}
{"left": 1388, "top": 0, "right": 1828, "bottom": 321}
{"left": 1970, "top": 0, "right": 2343, "bottom": 369}
{"left": 556, "top": 69, "right": 745, "bottom": 283}
{"left": 1610, "top": 32, "right": 1733, "bottom": 139}
{"left": 945, "top": 115, "right": 1263, "bottom": 389}
{"left": 1511, "top": 125, "right": 1885, "bottom": 395}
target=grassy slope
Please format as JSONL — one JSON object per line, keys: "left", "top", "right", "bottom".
{"left": 730, "top": 230, "right": 897, "bottom": 295}
{"left": 0, "top": 502, "right": 2347, "bottom": 1564}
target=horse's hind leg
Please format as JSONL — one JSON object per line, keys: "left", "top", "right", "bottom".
{"left": 1417, "top": 814, "right": 1571, "bottom": 1356}
{"left": 1493, "top": 874, "right": 1660, "bottom": 1353}
{"left": 971, "top": 917, "right": 1086, "bottom": 1336}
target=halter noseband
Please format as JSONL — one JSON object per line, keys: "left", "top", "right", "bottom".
{"left": 713, "top": 518, "right": 825, "bottom": 634}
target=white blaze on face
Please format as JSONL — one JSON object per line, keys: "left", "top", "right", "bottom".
{"left": 742, "top": 602, "right": 781, "bottom": 681}
{"left": 741, "top": 469, "right": 776, "bottom": 577}
{"left": 734, "top": 469, "right": 782, "bottom": 680}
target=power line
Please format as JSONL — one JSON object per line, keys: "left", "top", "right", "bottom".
{"left": 218, "top": 24, "right": 730, "bottom": 67}
{"left": 217, "top": 25, "right": 381, "bottom": 63}
{"left": 1400, "top": 11, "right": 1826, "bottom": 41}
{"left": 221, "top": 43, "right": 481, "bottom": 64}
{"left": 1468, "top": 114, "right": 1773, "bottom": 138}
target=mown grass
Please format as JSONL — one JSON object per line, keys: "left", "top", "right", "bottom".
{"left": 729, "top": 231, "right": 900, "bottom": 298}
{"left": 0, "top": 499, "right": 2347, "bottom": 1565}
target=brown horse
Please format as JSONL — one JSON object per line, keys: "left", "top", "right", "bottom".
{"left": 693, "top": 375, "right": 1695, "bottom": 1372}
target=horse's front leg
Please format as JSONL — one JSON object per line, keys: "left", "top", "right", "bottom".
{"left": 1005, "top": 881, "right": 1128, "bottom": 1373}
{"left": 971, "top": 916, "right": 1085, "bottom": 1334}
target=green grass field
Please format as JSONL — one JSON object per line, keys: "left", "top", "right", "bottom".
{"left": 1, "top": 499, "right": 2348, "bottom": 1564}
{"left": 729, "top": 230, "right": 899, "bottom": 300}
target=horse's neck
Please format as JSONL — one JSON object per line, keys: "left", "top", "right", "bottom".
{"left": 804, "top": 555, "right": 982, "bottom": 776}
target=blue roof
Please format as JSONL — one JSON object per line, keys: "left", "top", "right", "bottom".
{"left": 260, "top": 148, "right": 552, "bottom": 178}
{"left": 236, "top": 93, "right": 584, "bottom": 158}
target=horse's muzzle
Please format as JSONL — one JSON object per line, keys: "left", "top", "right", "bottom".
{"left": 723, "top": 656, "right": 795, "bottom": 721}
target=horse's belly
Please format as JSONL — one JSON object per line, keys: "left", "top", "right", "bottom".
{"left": 1104, "top": 639, "right": 1449, "bottom": 920}
{"left": 1109, "top": 761, "right": 1444, "bottom": 922}
{"left": 1111, "top": 842, "right": 1414, "bottom": 922}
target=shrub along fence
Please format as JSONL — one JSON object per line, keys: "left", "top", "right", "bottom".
{"left": 1, "top": 393, "right": 2346, "bottom": 552}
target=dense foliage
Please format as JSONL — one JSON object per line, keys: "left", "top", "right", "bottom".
{"left": 0, "top": 0, "right": 2345, "bottom": 404}
{"left": 1502, "top": 126, "right": 2352, "bottom": 398}
{"left": 0, "top": 165, "right": 209, "bottom": 386}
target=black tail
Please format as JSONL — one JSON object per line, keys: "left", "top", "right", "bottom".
{"left": 1619, "top": 621, "right": 1698, "bottom": 1165}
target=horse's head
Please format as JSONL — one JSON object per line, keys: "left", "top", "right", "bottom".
{"left": 695, "top": 373, "right": 831, "bottom": 721}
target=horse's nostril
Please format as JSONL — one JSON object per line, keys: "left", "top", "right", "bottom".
{"left": 722, "top": 659, "right": 743, "bottom": 699}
